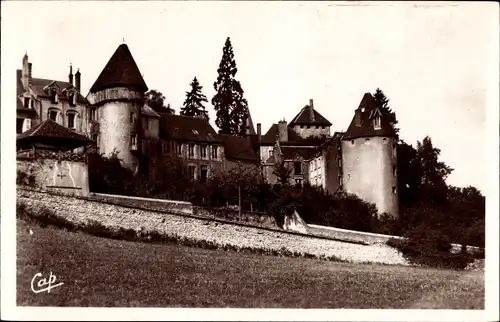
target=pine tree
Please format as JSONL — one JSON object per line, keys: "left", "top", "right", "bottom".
{"left": 180, "top": 77, "right": 209, "bottom": 119}
{"left": 373, "top": 88, "right": 398, "bottom": 133}
{"left": 212, "top": 37, "right": 249, "bottom": 136}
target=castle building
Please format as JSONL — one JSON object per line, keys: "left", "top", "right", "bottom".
{"left": 341, "top": 93, "right": 399, "bottom": 217}
{"left": 259, "top": 99, "right": 332, "bottom": 186}
{"left": 16, "top": 53, "right": 89, "bottom": 136}
{"left": 86, "top": 44, "right": 149, "bottom": 171}
{"left": 15, "top": 44, "right": 398, "bottom": 217}
{"left": 260, "top": 94, "right": 399, "bottom": 217}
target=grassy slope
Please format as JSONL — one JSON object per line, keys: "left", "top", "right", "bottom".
{"left": 16, "top": 220, "right": 484, "bottom": 308}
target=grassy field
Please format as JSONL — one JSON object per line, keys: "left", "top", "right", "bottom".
{"left": 16, "top": 219, "right": 484, "bottom": 308}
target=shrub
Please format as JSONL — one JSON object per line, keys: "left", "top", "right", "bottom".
{"left": 387, "top": 226, "right": 475, "bottom": 270}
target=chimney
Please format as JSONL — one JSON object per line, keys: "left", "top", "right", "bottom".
{"left": 68, "top": 64, "right": 73, "bottom": 85}
{"left": 75, "top": 68, "right": 81, "bottom": 92}
{"left": 309, "top": 99, "right": 315, "bottom": 122}
{"left": 257, "top": 123, "right": 262, "bottom": 143}
{"left": 278, "top": 119, "right": 288, "bottom": 142}
{"left": 22, "top": 53, "right": 29, "bottom": 89}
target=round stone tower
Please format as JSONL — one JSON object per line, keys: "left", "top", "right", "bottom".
{"left": 341, "top": 93, "right": 399, "bottom": 218}
{"left": 87, "top": 44, "right": 148, "bottom": 171}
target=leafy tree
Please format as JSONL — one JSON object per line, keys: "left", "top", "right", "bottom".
{"left": 180, "top": 77, "right": 209, "bottom": 119}
{"left": 416, "top": 136, "right": 453, "bottom": 189}
{"left": 145, "top": 89, "right": 175, "bottom": 114}
{"left": 373, "top": 88, "right": 399, "bottom": 133}
{"left": 397, "top": 140, "right": 421, "bottom": 206}
{"left": 272, "top": 162, "right": 292, "bottom": 185}
{"left": 212, "top": 37, "right": 249, "bottom": 136}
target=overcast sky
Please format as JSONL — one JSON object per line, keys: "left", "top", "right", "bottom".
{"left": 2, "top": 1, "right": 498, "bottom": 192}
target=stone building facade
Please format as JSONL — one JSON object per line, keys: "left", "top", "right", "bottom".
{"left": 16, "top": 54, "right": 89, "bottom": 136}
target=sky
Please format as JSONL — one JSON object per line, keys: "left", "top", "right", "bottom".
{"left": 2, "top": 1, "right": 498, "bottom": 193}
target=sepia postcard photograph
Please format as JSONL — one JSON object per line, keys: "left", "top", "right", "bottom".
{"left": 1, "top": 1, "right": 499, "bottom": 321}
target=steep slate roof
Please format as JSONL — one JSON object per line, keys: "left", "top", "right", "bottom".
{"left": 16, "top": 70, "right": 89, "bottom": 107}
{"left": 342, "top": 93, "right": 397, "bottom": 140}
{"left": 289, "top": 104, "right": 332, "bottom": 126}
{"left": 141, "top": 104, "right": 160, "bottom": 118}
{"left": 17, "top": 120, "right": 91, "bottom": 150}
{"left": 89, "top": 44, "right": 148, "bottom": 93}
{"left": 220, "top": 135, "right": 261, "bottom": 163}
{"left": 261, "top": 123, "right": 321, "bottom": 146}
{"left": 159, "top": 114, "right": 222, "bottom": 143}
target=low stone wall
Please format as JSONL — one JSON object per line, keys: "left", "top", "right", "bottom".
{"left": 17, "top": 188, "right": 410, "bottom": 266}
{"left": 89, "top": 192, "right": 193, "bottom": 216}
{"left": 194, "top": 207, "right": 277, "bottom": 229}
{"left": 284, "top": 211, "right": 484, "bottom": 256}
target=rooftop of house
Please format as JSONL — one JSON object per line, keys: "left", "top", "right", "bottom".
{"left": 141, "top": 104, "right": 161, "bottom": 118}
{"left": 16, "top": 70, "right": 89, "bottom": 109}
{"left": 220, "top": 135, "right": 261, "bottom": 163}
{"left": 159, "top": 114, "right": 222, "bottom": 144}
{"left": 342, "top": 93, "right": 397, "bottom": 140}
{"left": 280, "top": 146, "right": 319, "bottom": 161}
{"left": 289, "top": 102, "right": 332, "bottom": 127}
{"left": 260, "top": 123, "right": 327, "bottom": 146}
{"left": 89, "top": 43, "right": 148, "bottom": 93}
{"left": 17, "top": 119, "right": 91, "bottom": 151}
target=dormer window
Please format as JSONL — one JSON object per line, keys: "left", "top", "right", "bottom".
{"left": 52, "top": 90, "right": 59, "bottom": 103}
{"left": 69, "top": 92, "right": 77, "bottom": 106}
{"left": 23, "top": 97, "right": 32, "bottom": 109}
{"left": 374, "top": 116, "right": 381, "bottom": 130}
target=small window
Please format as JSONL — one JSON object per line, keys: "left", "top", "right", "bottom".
{"left": 383, "top": 137, "right": 387, "bottom": 144}
{"left": 295, "top": 179, "right": 302, "bottom": 185}
{"left": 392, "top": 186, "right": 396, "bottom": 195}
{"left": 365, "top": 138, "right": 370, "bottom": 141}
{"left": 49, "top": 110, "right": 58, "bottom": 122}
{"left": 374, "top": 116, "right": 381, "bottom": 130}
{"left": 69, "top": 93, "right": 77, "bottom": 106}
{"left": 163, "top": 142, "right": 170, "bottom": 154}
{"left": 200, "top": 145, "right": 207, "bottom": 159}
{"left": 188, "top": 144, "right": 195, "bottom": 158}
{"left": 16, "top": 118, "right": 24, "bottom": 134}
{"left": 24, "top": 97, "right": 31, "bottom": 109}
{"left": 337, "top": 158, "right": 342, "bottom": 167}
{"left": 351, "top": 140, "right": 354, "bottom": 145}
{"left": 90, "top": 108, "right": 97, "bottom": 121}
{"left": 269, "top": 149, "right": 274, "bottom": 157}
{"left": 338, "top": 176, "right": 342, "bottom": 186}
{"left": 176, "top": 143, "right": 182, "bottom": 155}
{"left": 393, "top": 165, "right": 397, "bottom": 176}
{"left": 294, "top": 161, "right": 302, "bottom": 175}
{"left": 211, "top": 146, "right": 218, "bottom": 159}
{"left": 52, "top": 91, "right": 59, "bottom": 103}
{"left": 67, "top": 113, "right": 76, "bottom": 129}
{"left": 130, "top": 112, "right": 136, "bottom": 123}
{"left": 188, "top": 165, "right": 196, "bottom": 180}
{"left": 130, "top": 134, "right": 138, "bottom": 148}
{"left": 200, "top": 165, "right": 208, "bottom": 182}
{"left": 91, "top": 134, "right": 98, "bottom": 142}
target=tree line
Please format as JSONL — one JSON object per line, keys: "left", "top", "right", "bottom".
{"left": 145, "top": 37, "right": 250, "bottom": 136}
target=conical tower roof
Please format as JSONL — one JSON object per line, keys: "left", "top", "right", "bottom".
{"left": 89, "top": 44, "right": 148, "bottom": 93}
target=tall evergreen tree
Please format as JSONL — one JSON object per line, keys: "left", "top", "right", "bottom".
{"left": 373, "top": 88, "right": 399, "bottom": 133}
{"left": 212, "top": 37, "right": 249, "bottom": 136}
{"left": 180, "top": 77, "right": 209, "bottom": 119}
